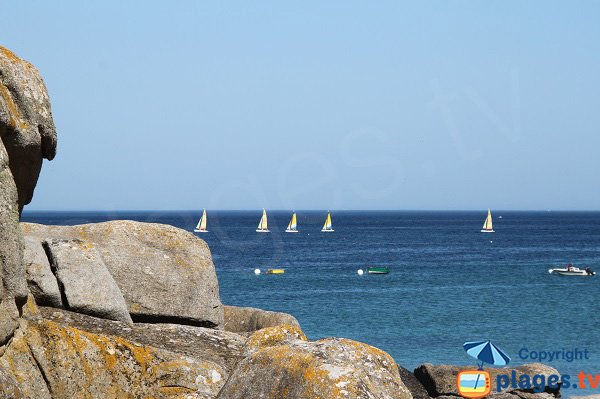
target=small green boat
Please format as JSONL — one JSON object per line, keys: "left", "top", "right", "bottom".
{"left": 367, "top": 266, "right": 390, "bottom": 275}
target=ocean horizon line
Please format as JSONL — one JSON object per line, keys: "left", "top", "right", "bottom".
{"left": 21, "top": 208, "right": 600, "bottom": 213}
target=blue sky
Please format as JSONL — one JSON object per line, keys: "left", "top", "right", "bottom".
{"left": 3, "top": 2, "right": 600, "bottom": 210}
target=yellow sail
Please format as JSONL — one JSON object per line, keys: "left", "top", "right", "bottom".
{"left": 322, "top": 212, "right": 333, "bottom": 231}
{"left": 200, "top": 209, "right": 207, "bottom": 231}
{"left": 482, "top": 209, "right": 493, "bottom": 231}
{"left": 286, "top": 212, "right": 297, "bottom": 231}
{"left": 257, "top": 209, "right": 268, "bottom": 231}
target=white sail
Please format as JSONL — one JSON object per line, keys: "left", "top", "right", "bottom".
{"left": 200, "top": 209, "right": 207, "bottom": 230}
{"left": 257, "top": 209, "right": 269, "bottom": 232}
{"left": 321, "top": 212, "right": 334, "bottom": 232}
{"left": 194, "top": 209, "right": 208, "bottom": 232}
{"left": 481, "top": 209, "right": 494, "bottom": 232}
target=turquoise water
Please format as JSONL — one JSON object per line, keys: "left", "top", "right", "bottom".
{"left": 23, "top": 211, "right": 600, "bottom": 394}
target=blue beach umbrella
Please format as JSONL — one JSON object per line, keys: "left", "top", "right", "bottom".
{"left": 463, "top": 340, "right": 511, "bottom": 369}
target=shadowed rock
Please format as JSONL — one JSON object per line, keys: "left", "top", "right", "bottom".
{"left": 398, "top": 365, "right": 431, "bottom": 399}
{"left": 23, "top": 236, "right": 62, "bottom": 307}
{"left": 22, "top": 221, "right": 223, "bottom": 328}
{"left": 0, "top": 143, "right": 26, "bottom": 346}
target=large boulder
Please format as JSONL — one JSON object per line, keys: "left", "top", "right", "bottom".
{"left": 224, "top": 305, "right": 300, "bottom": 335}
{"left": 414, "top": 363, "right": 561, "bottom": 397}
{"left": 23, "top": 236, "right": 62, "bottom": 307}
{"left": 39, "top": 306, "right": 246, "bottom": 374}
{"left": 43, "top": 239, "right": 132, "bottom": 323}
{"left": 0, "top": 46, "right": 57, "bottom": 212}
{"left": 22, "top": 221, "right": 223, "bottom": 328}
{"left": 218, "top": 331, "right": 412, "bottom": 399}
{"left": 1, "top": 316, "right": 230, "bottom": 398}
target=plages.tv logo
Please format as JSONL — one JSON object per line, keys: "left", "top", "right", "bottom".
{"left": 457, "top": 340, "right": 511, "bottom": 399}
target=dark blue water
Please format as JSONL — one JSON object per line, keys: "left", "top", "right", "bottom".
{"left": 22, "top": 210, "right": 600, "bottom": 392}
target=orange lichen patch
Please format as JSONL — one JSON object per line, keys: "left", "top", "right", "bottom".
{"left": 63, "top": 325, "right": 94, "bottom": 380}
{"left": 22, "top": 294, "right": 40, "bottom": 319}
{"left": 113, "top": 336, "right": 156, "bottom": 373}
{"left": 334, "top": 338, "right": 395, "bottom": 362}
{"left": 0, "top": 83, "right": 26, "bottom": 130}
{"left": 245, "top": 324, "right": 307, "bottom": 353}
{"left": 247, "top": 345, "right": 342, "bottom": 398}
{"left": 79, "top": 330, "right": 117, "bottom": 370}
{"left": 0, "top": 46, "right": 37, "bottom": 74}
{"left": 1, "top": 335, "right": 30, "bottom": 383}
{"left": 0, "top": 47, "right": 23, "bottom": 63}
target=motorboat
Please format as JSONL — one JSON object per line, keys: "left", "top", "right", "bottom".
{"left": 548, "top": 264, "right": 596, "bottom": 276}
{"left": 368, "top": 266, "right": 390, "bottom": 275}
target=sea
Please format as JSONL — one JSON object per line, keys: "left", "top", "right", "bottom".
{"left": 22, "top": 210, "right": 600, "bottom": 394}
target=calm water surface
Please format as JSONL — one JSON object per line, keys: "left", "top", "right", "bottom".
{"left": 23, "top": 211, "right": 600, "bottom": 393}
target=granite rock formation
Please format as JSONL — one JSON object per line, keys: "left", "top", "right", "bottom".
{"left": 23, "top": 221, "right": 223, "bottom": 328}
{"left": 0, "top": 46, "right": 56, "bottom": 347}
{"left": 0, "top": 46, "right": 57, "bottom": 212}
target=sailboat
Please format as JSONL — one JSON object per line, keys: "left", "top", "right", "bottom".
{"left": 285, "top": 212, "right": 298, "bottom": 233}
{"left": 194, "top": 209, "right": 208, "bottom": 233}
{"left": 256, "top": 209, "right": 270, "bottom": 233}
{"left": 321, "top": 212, "right": 334, "bottom": 232}
{"left": 481, "top": 209, "right": 494, "bottom": 233}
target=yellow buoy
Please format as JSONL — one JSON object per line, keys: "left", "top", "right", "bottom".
{"left": 266, "top": 269, "right": 285, "bottom": 275}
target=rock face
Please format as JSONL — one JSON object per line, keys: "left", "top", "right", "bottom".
{"left": 23, "top": 236, "right": 62, "bottom": 307}
{"left": 0, "top": 46, "right": 57, "bottom": 211}
{"left": 223, "top": 305, "right": 300, "bottom": 335}
{"left": 218, "top": 326, "right": 412, "bottom": 399}
{"left": 2, "top": 317, "right": 228, "bottom": 399}
{"left": 0, "top": 367, "right": 26, "bottom": 399}
{"left": 243, "top": 324, "right": 307, "bottom": 356}
{"left": 39, "top": 306, "right": 246, "bottom": 375}
{"left": 414, "top": 363, "right": 561, "bottom": 397}
{"left": 43, "top": 239, "right": 132, "bottom": 323}
{"left": 0, "top": 141, "right": 26, "bottom": 346}
{"left": 0, "top": 45, "right": 56, "bottom": 348}
{"left": 23, "top": 220, "right": 223, "bottom": 328}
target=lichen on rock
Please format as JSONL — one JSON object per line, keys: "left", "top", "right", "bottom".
{"left": 218, "top": 336, "right": 413, "bottom": 399}
{"left": 0, "top": 46, "right": 57, "bottom": 211}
